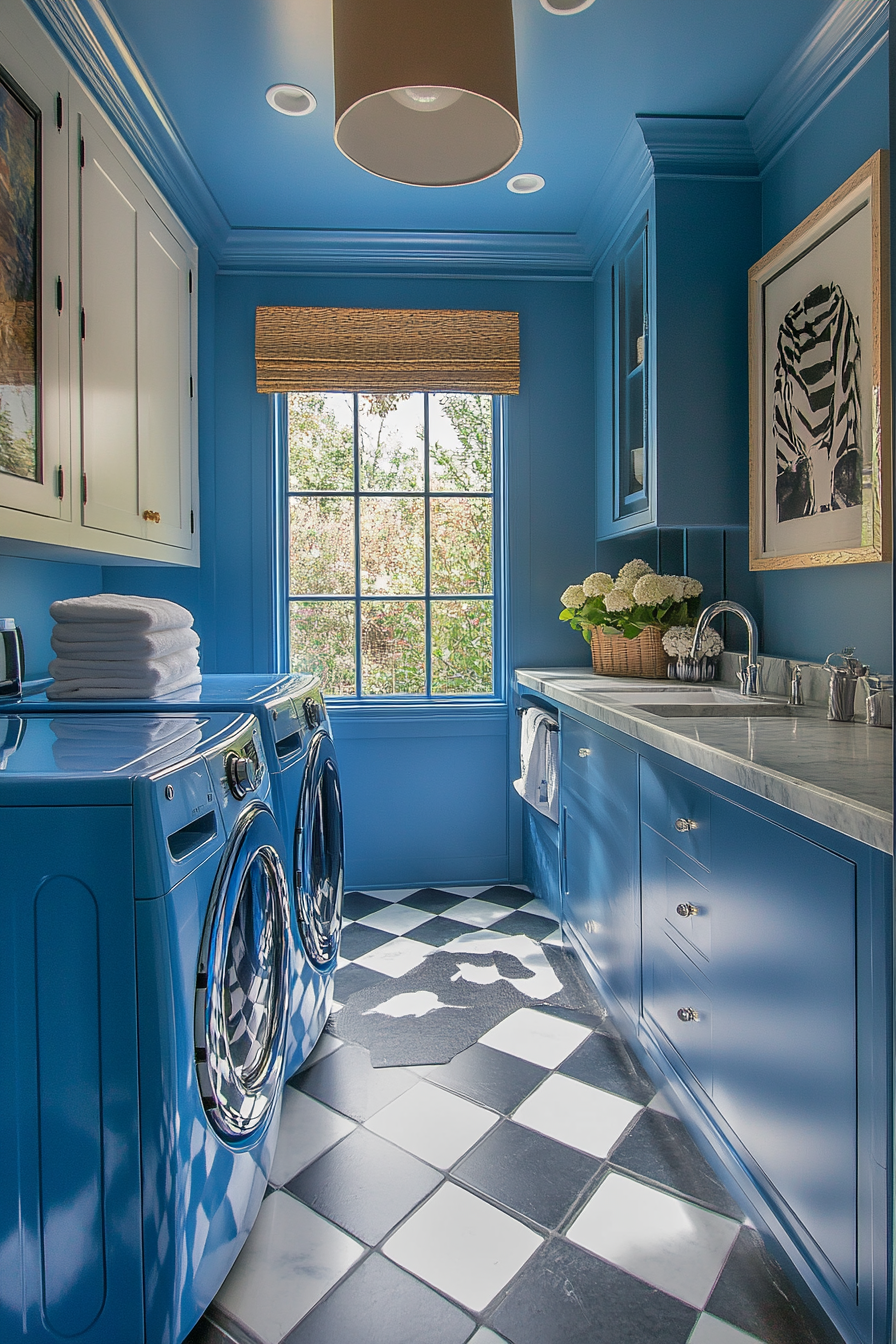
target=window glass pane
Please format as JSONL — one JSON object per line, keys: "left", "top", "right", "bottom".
{"left": 358, "top": 393, "right": 424, "bottom": 491}
{"left": 288, "top": 392, "right": 354, "bottom": 490}
{"left": 360, "top": 601, "right": 425, "bottom": 695}
{"left": 290, "top": 602, "right": 356, "bottom": 696}
{"left": 431, "top": 600, "right": 493, "bottom": 695}
{"left": 430, "top": 497, "right": 492, "bottom": 595}
{"left": 429, "top": 394, "right": 492, "bottom": 493}
{"left": 359, "top": 497, "right": 425, "bottom": 595}
{"left": 289, "top": 497, "right": 355, "bottom": 595}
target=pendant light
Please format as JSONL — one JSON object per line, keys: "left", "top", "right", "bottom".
{"left": 332, "top": 0, "right": 522, "bottom": 187}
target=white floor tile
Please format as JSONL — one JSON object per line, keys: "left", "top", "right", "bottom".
{"left": 567, "top": 1172, "right": 740, "bottom": 1309}
{"left": 329, "top": 1001, "right": 344, "bottom": 1013}
{"left": 295, "top": 1032, "right": 342, "bottom": 1075}
{"left": 354, "top": 937, "right": 429, "bottom": 978}
{"left": 512, "top": 1074, "right": 640, "bottom": 1157}
{"left": 478, "top": 1007, "right": 590, "bottom": 1068}
{"left": 520, "top": 897, "right": 555, "bottom": 919}
{"left": 688, "top": 1315, "right": 764, "bottom": 1344}
{"left": 449, "top": 898, "right": 518, "bottom": 928}
{"left": 336, "top": 955, "right": 350, "bottom": 969}
{"left": 357, "top": 904, "right": 432, "bottom": 935}
{"left": 383, "top": 1182, "right": 541, "bottom": 1313}
{"left": 370, "top": 888, "right": 434, "bottom": 902}
{"left": 214, "top": 1191, "right": 363, "bottom": 1343}
{"left": 365, "top": 1080, "right": 497, "bottom": 1167}
{"left": 469, "top": 1330, "right": 510, "bottom": 1344}
{"left": 541, "top": 927, "right": 566, "bottom": 949}
{"left": 648, "top": 1080, "right": 682, "bottom": 1119}
{"left": 268, "top": 1088, "right": 355, "bottom": 1187}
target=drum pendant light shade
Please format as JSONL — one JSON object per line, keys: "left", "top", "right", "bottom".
{"left": 333, "top": 0, "right": 522, "bottom": 187}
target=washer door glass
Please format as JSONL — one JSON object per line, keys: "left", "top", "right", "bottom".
{"left": 196, "top": 802, "right": 289, "bottom": 1141}
{"left": 295, "top": 731, "right": 344, "bottom": 968}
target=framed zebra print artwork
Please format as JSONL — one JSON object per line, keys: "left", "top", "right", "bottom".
{"left": 749, "top": 150, "right": 890, "bottom": 570}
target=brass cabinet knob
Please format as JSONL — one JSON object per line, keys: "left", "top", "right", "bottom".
{"left": 578, "top": 747, "right": 591, "bottom": 758}
{"left": 677, "top": 1007, "right": 699, "bottom": 1022}
{"left": 142, "top": 509, "right": 161, "bottom": 523}
{"left": 675, "top": 817, "right": 697, "bottom": 832}
{"left": 676, "top": 902, "right": 699, "bottom": 918}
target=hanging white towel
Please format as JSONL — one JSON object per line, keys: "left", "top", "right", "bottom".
{"left": 513, "top": 707, "right": 559, "bottom": 823}
{"left": 49, "top": 594, "right": 195, "bottom": 632}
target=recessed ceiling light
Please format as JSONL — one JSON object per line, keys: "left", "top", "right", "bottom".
{"left": 540, "top": 0, "right": 596, "bottom": 12}
{"left": 508, "top": 173, "right": 545, "bottom": 194}
{"left": 266, "top": 84, "right": 317, "bottom": 117}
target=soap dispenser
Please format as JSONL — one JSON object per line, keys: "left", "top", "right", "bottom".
{"left": 825, "top": 648, "right": 868, "bottom": 722}
{"left": 0, "top": 618, "right": 24, "bottom": 698}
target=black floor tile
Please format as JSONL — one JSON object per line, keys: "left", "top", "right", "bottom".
{"left": 706, "top": 1226, "right": 844, "bottom": 1344}
{"left": 487, "top": 1238, "right": 698, "bottom": 1344}
{"left": 399, "top": 887, "right": 465, "bottom": 915}
{"left": 475, "top": 885, "right": 534, "bottom": 909}
{"left": 405, "top": 916, "right": 474, "bottom": 947}
{"left": 286, "top": 1128, "right": 442, "bottom": 1245}
{"left": 293, "top": 1041, "right": 417, "bottom": 1121}
{"left": 342, "top": 891, "right": 391, "bottom": 921}
{"left": 559, "top": 1033, "right": 656, "bottom": 1105}
{"left": 426, "top": 1043, "right": 548, "bottom": 1114}
{"left": 333, "top": 963, "right": 390, "bottom": 1000}
{"left": 491, "top": 910, "right": 558, "bottom": 940}
{"left": 453, "top": 1121, "right": 601, "bottom": 1229}
{"left": 537, "top": 1003, "right": 622, "bottom": 1037}
{"left": 609, "top": 1110, "right": 744, "bottom": 1219}
{"left": 285, "top": 1254, "right": 474, "bottom": 1344}
{"left": 182, "top": 1318, "right": 235, "bottom": 1344}
{"left": 339, "top": 922, "right": 395, "bottom": 960}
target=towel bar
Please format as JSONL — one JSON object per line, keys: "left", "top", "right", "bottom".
{"left": 515, "top": 705, "right": 559, "bottom": 730}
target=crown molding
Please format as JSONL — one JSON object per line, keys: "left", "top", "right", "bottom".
{"left": 25, "top": 0, "right": 230, "bottom": 253}
{"left": 576, "top": 119, "right": 653, "bottom": 274}
{"left": 746, "top": 0, "right": 888, "bottom": 171}
{"left": 636, "top": 115, "right": 758, "bottom": 177}
{"left": 217, "top": 228, "right": 594, "bottom": 278}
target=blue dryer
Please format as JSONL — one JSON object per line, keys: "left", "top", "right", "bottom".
{"left": 0, "top": 711, "right": 291, "bottom": 1344}
{"left": 12, "top": 673, "right": 345, "bottom": 1080}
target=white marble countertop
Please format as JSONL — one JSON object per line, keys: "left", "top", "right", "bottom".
{"left": 515, "top": 667, "right": 894, "bottom": 855}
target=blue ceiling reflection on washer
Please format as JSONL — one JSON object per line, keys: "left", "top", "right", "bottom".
{"left": 97, "top": 0, "right": 833, "bottom": 232}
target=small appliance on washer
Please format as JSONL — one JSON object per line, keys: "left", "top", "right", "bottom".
{"left": 0, "top": 710, "right": 291, "bottom": 1344}
{"left": 15, "top": 673, "right": 345, "bottom": 1080}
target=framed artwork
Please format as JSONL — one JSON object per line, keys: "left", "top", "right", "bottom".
{"left": 749, "top": 151, "right": 890, "bottom": 570}
{"left": 0, "top": 64, "right": 40, "bottom": 483}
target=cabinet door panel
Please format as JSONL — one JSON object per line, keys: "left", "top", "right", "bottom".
{"left": 712, "top": 798, "right": 857, "bottom": 1290}
{"left": 79, "top": 115, "right": 140, "bottom": 538}
{"left": 562, "top": 724, "right": 639, "bottom": 1018}
{"left": 643, "top": 933, "right": 713, "bottom": 1093}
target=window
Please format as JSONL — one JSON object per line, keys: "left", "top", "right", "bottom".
{"left": 286, "top": 391, "right": 497, "bottom": 698}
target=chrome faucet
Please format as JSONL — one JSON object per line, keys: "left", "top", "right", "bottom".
{"left": 690, "top": 600, "right": 762, "bottom": 697}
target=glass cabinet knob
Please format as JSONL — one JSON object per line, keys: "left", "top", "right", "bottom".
{"left": 676, "top": 903, "right": 699, "bottom": 918}
{"left": 675, "top": 817, "right": 697, "bottom": 832}
{"left": 677, "top": 1007, "right": 699, "bottom": 1023}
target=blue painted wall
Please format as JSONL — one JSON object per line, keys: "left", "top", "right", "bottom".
{"left": 758, "top": 44, "right": 891, "bottom": 671}
{"left": 0, "top": 555, "right": 101, "bottom": 680}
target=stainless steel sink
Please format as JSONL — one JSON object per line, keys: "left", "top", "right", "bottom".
{"left": 632, "top": 702, "right": 814, "bottom": 718}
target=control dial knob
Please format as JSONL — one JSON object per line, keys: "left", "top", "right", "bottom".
{"left": 303, "top": 696, "right": 322, "bottom": 729}
{"left": 225, "top": 751, "right": 259, "bottom": 799}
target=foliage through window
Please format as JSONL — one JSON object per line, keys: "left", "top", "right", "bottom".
{"left": 287, "top": 391, "right": 496, "bottom": 697}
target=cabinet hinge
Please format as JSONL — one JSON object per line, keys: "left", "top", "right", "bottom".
{"left": 189, "top": 376, "right": 194, "bottom": 398}
{"left": 55, "top": 465, "right": 64, "bottom": 500}
{"left": 55, "top": 277, "right": 63, "bottom": 315}
{"left": 79, "top": 136, "right": 85, "bottom": 169}
{"left": 188, "top": 269, "right": 193, "bottom": 294}
{"left": 55, "top": 93, "right": 63, "bottom": 131}
{"left": 190, "top": 509, "right": 194, "bottom": 534}
{"left": 80, "top": 309, "right": 86, "bottom": 340}
{"left": 81, "top": 473, "right": 88, "bottom": 505}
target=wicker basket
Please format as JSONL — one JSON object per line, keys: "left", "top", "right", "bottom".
{"left": 590, "top": 625, "right": 669, "bottom": 679}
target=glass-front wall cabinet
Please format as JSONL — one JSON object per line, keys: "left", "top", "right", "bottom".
{"left": 614, "top": 215, "right": 649, "bottom": 522}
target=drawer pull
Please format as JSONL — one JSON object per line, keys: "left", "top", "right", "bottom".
{"left": 142, "top": 510, "right": 161, "bottom": 523}
{"left": 675, "top": 817, "right": 697, "bottom": 832}
{"left": 677, "top": 1007, "right": 699, "bottom": 1022}
{"left": 676, "top": 902, "right": 699, "bottom": 918}
{"left": 578, "top": 747, "right": 591, "bottom": 758}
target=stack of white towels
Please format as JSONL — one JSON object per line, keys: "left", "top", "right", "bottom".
{"left": 47, "top": 594, "right": 201, "bottom": 700}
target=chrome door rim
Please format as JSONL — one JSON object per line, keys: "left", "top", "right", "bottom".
{"left": 294, "top": 731, "right": 344, "bottom": 970}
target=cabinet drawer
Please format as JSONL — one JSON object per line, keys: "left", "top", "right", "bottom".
{"left": 561, "top": 715, "right": 604, "bottom": 790}
{"left": 644, "top": 934, "right": 712, "bottom": 1094}
{"left": 640, "top": 758, "right": 711, "bottom": 869}
{"left": 664, "top": 853, "right": 711, "bottom": 962}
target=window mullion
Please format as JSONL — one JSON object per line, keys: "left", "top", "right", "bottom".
{"left": 424, "top": 394, "right": 432, "bottom": 696}
{"left": 353, "top": 394, "right": 362, "bottom": 697}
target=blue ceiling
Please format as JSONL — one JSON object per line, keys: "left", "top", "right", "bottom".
{"left": 99, "top": 0, "right": 832, "bottom": 234}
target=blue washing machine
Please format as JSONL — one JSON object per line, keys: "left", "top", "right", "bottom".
{"left": 11, "top": 674, "right": 345, "bottom": 1080}
{"left": 0, "top": 710, "right": 292, "bottom": 1344}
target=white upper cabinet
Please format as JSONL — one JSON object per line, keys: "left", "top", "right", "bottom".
{"left": 0, "top": 0, "right": 198, "bottom": 565}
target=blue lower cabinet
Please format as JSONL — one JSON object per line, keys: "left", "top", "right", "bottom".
{"left": 561, "top": 716, "right": 639, "bottom": 1022}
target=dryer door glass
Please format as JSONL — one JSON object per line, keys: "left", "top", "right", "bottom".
{"left": 196, "top": 803, "right": 290, "bottom": 1140}
{"left": 295, "top": 731, "right": 344, "bottom": 968}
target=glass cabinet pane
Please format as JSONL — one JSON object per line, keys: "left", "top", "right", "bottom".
{"left": 615, "top": 218, "right": 649, "bottom": 521}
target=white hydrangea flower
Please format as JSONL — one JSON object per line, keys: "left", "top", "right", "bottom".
{"left": 561, "top": 584, "right": 586, "bottom": 609}
{"left": 583, "top": 571, "right": 614, "bottom": 598}
{"left": 661, "top": 625, "right": 723, "bottom": 657}
{"left": 681, "top": 576, "right": 703, "bottom": 598}
{"left": 617, "top": 558, "right": 653, "bottom": 586}
{"left": 604, "top": 587, "right": 634, "bottom": 612}
{"left": 631, "top": 573, "right": 674, "bottom": 606}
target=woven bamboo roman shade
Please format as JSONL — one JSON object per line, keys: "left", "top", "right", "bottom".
{"left": 255, "top": 306, "right": 519, "bottom": 394}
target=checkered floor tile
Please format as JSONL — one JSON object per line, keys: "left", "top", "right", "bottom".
{"left": 186, "top": 886, "right": 843, "bottom": 1344}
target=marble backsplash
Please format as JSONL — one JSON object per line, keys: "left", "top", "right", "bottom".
{"left": 718, "top": 652, "right": 892, "bottom": 723}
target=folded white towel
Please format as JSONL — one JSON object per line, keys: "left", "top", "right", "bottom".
{"left": 51, "top": 626, "right": 200, "bottom": 660}
{"left": 46, "top": 668, "right": 202, "bottom": 701}
{"left": 49, "top": 594, "right": 195, "bottom": 632}
{"left": 49, "top": 647, "right": 199, "bottom": 684}
{"left": 513, "top": 708, "right": 559, "bottom": 823}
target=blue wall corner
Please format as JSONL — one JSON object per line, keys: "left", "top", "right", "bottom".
{"left": 0, "top": 554, "right": 102, "bottom": 679}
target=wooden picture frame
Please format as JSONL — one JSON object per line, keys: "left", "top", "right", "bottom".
{"left": 749, "top": 150, "right": 890, "bottom": 571}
